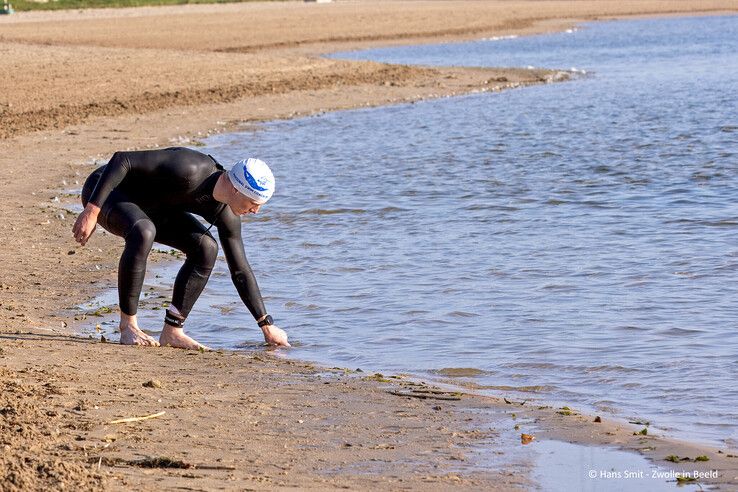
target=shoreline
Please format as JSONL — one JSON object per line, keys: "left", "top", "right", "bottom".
{"left": 2, "top": 1, "right": 738, "bottom": 489}
{"left": 88, "top": 251, "right": 738, "bottom": 451}
{"left": 85, "top": 156, "right": 733, "bottom": 453}
{"left": 2, "top": 2, "right": 738, "bottom": 138}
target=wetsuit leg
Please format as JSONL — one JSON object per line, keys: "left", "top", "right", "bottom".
{"left": 153, "top": 213, "right": 218, "bottom": 318}
{"left": 82, "top": 171, "right": 156, "bottom": 316}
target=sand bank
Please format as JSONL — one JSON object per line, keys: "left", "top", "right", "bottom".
{"left": 1, "top": 1, "right": 738, "bottom": 490}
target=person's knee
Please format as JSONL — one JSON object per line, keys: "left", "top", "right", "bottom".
{"left": 126, "top": 219, "right": 157, "bottom": 249}
{"left": 198, "top": 234, "right": 219, "bottom": 267}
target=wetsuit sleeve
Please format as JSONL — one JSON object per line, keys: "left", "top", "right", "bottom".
{"left": 86, "top": 151, "right": 133, "bottom": 207}
{"left": 216, "top": 211, "right": 268, "bottom": 321}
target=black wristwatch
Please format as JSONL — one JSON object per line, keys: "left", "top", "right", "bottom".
{"left": 257, "top": 315, "right": 273, "bottom": 328}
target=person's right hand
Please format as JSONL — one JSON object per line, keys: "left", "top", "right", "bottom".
{"left": 72, "top": 203, "right": 101, "bottom": 246}
{"left": 262, "top": 324, "right": 291, "bottom": 347}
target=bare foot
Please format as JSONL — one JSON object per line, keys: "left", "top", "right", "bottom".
{"left": 159, "top": 325, "right": 209, "bottom": 351}
{"left": 120, "top": 325, "right": 160, "bottom": 347}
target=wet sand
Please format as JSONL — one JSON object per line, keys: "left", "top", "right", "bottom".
{"left": 2, "top": 1, "right": 738, "bottom": 490}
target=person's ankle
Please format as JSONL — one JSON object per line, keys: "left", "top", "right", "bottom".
{"left": 120, "top": 312, "right": 138, "bottom": 330}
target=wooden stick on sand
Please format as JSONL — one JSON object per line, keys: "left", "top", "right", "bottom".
{"left": 109, "top": 411, "right": 166, "bottom": 424}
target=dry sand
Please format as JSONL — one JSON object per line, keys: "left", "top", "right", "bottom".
{"left": 1, "top": 1, "right": 738, "bottom": 490}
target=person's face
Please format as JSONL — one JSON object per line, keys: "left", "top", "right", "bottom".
{"left": 229, "top": 193, "right": 263, "bottom": 216}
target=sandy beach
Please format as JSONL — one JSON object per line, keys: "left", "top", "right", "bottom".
{"left": 2, "top": 1, "right": 738, "bottom": 490}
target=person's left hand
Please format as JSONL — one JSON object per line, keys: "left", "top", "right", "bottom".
{"left": 261, "top": 324, "right": 291, "bottom": 347}
{"left": 72, "top": 203, "right": 101, "bottom": 246}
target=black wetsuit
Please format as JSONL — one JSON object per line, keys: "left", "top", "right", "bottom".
{"left": 81, "top": 147, "right": 266, "bottom": 321}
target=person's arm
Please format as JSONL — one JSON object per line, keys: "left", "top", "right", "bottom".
{"left": 73, "top": 151, "right": 135, "bottom": 246}
{"left": 72, "top": 152, "right": 131, "bottom": 246}
{"left": 87, "top": 151, "right": 133, "bottom": 208}
{"left": 217, "top": 211, "right": 290, "bottom": 347}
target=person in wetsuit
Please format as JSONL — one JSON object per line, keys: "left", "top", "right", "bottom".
{"left": 72, "top": 147, "right": 289, "bottom": 350}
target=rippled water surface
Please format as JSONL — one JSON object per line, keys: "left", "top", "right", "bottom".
{"left": 135, "top": 16, "right": 737, "bottom": 446}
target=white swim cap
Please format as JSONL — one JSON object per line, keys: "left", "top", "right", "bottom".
{"left": 227, "top": 158, "right": 275, "bottom": 204}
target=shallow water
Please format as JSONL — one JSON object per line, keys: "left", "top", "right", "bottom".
{"left": 104, "top": 15, "right": 738, "bottom": 448}
{"left": 529, "top": 440, "right": 703, "bottom": 492}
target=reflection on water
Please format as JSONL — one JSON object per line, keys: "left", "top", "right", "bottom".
{"left": 130, "top": 16, "right": 737, "bottom": 447}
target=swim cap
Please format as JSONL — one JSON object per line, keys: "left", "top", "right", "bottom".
{"left": 227, "top": 158, "right": 275, "bottom": 204}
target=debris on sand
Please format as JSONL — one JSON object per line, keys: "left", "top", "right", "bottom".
{"left": 109, "top": 410, "right": 165, "bottom": 425}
